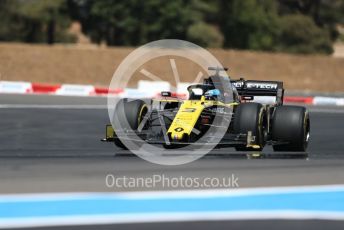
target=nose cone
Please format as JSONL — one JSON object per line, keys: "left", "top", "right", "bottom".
{"left": 167, "top": 101, "right": 204, "bottom": 142}
{"left": 170, "top": 127, "right": 186, "bottom": 141}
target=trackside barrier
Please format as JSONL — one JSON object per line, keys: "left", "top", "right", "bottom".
{"left": 177, "top": 82, "right": 191, "bottom": 95}
{"left": 0, "top": 81, "right": 124, "bottom": 97}
{"left": 120, "top": 88, "right": 155, "bottom": 98}
{"left": 138, "top": 80, "right": 171, "bottom": 98}
{"left": 313, "top": 96, "right": 344, "bottom": 106}
{"left": 0, "top": 80, "right": 344, "bottom": 106}
{"left": 55, "top": 84, "right": 96, "bottom": 96}
{"left": 31, "top": 83, "right": 60, "bottom": 94}
{"left": 283, "top": 96, "right": 314, "bottom": 104}
{"left": 0, "top": 81, "right": 32, "bottom": 93}
{"left": 94, "top": 87, "right": 123, "bottom": 95}
{"left": 252, "top": 96, "right": 276, "bottom": 104}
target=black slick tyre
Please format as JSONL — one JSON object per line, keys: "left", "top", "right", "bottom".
{"left": 233, "top": 102, "right": 265, "bottom": 151}
{"left": 272, "top": 106, "right": 310, "bottom": 152}
{"left": 113, "top": 98, "right": 148, "bottom": 150}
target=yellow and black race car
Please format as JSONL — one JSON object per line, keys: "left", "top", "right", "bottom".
{"left": 102, "top": 67, "right": 310, "bottom": 152}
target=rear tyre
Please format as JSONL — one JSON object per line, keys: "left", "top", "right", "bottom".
{"left": 233, "top": 103, "right": 266, "bottom": 151}
{"left": 113, "top": 98, "right": 148, "bottom": 150}
{"left": 272, "top": 106, "right": 310, "bottom": 152}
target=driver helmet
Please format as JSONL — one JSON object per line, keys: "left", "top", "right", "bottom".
{"left": 205, "top": 89, "right": 221, "bottom": 97}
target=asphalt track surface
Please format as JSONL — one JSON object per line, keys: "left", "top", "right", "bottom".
{"left": 1, "top": 93, "right": 344, "bottom": 230}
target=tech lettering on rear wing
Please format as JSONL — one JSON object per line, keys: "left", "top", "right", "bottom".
{"left": 231, "top": 79, "right": 284, "bottom": 105}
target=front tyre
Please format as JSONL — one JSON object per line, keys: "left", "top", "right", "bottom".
{"left": 272, "top": 106, "right": 310, "bottom": 152}
{"left": 113, "top": 98, "right": 148, "bottom": 150}
{"left": 233, "top": 103, "right": 266, "bottom": 151}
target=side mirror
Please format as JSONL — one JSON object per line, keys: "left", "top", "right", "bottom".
{"left": 161, "top": 91, "right": 172, "bottom": 97}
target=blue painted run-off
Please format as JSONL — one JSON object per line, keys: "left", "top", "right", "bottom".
{"left": 1, "top": 188, "right": 344, "bottom": 219}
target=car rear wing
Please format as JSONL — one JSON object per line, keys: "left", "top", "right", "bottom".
{"left": 231, "top": 79, "right": 284, "bottom": 105}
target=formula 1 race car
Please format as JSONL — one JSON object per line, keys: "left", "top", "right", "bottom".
{"left": 102, "top": 67, "right": 310, "bottom": 152}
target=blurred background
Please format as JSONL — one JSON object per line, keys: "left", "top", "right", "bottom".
{"left": 0, "top": 0, "right": 344, "bottom": 92}
{"left": 1, "top": 0, "right": 344, "bottom": 52}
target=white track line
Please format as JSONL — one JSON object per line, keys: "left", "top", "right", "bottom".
{"left": 1, "top": 184, "right": 344, "bottom": 201}
{"left": 0, "top": 104, "right": 107, "bottom": 109}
